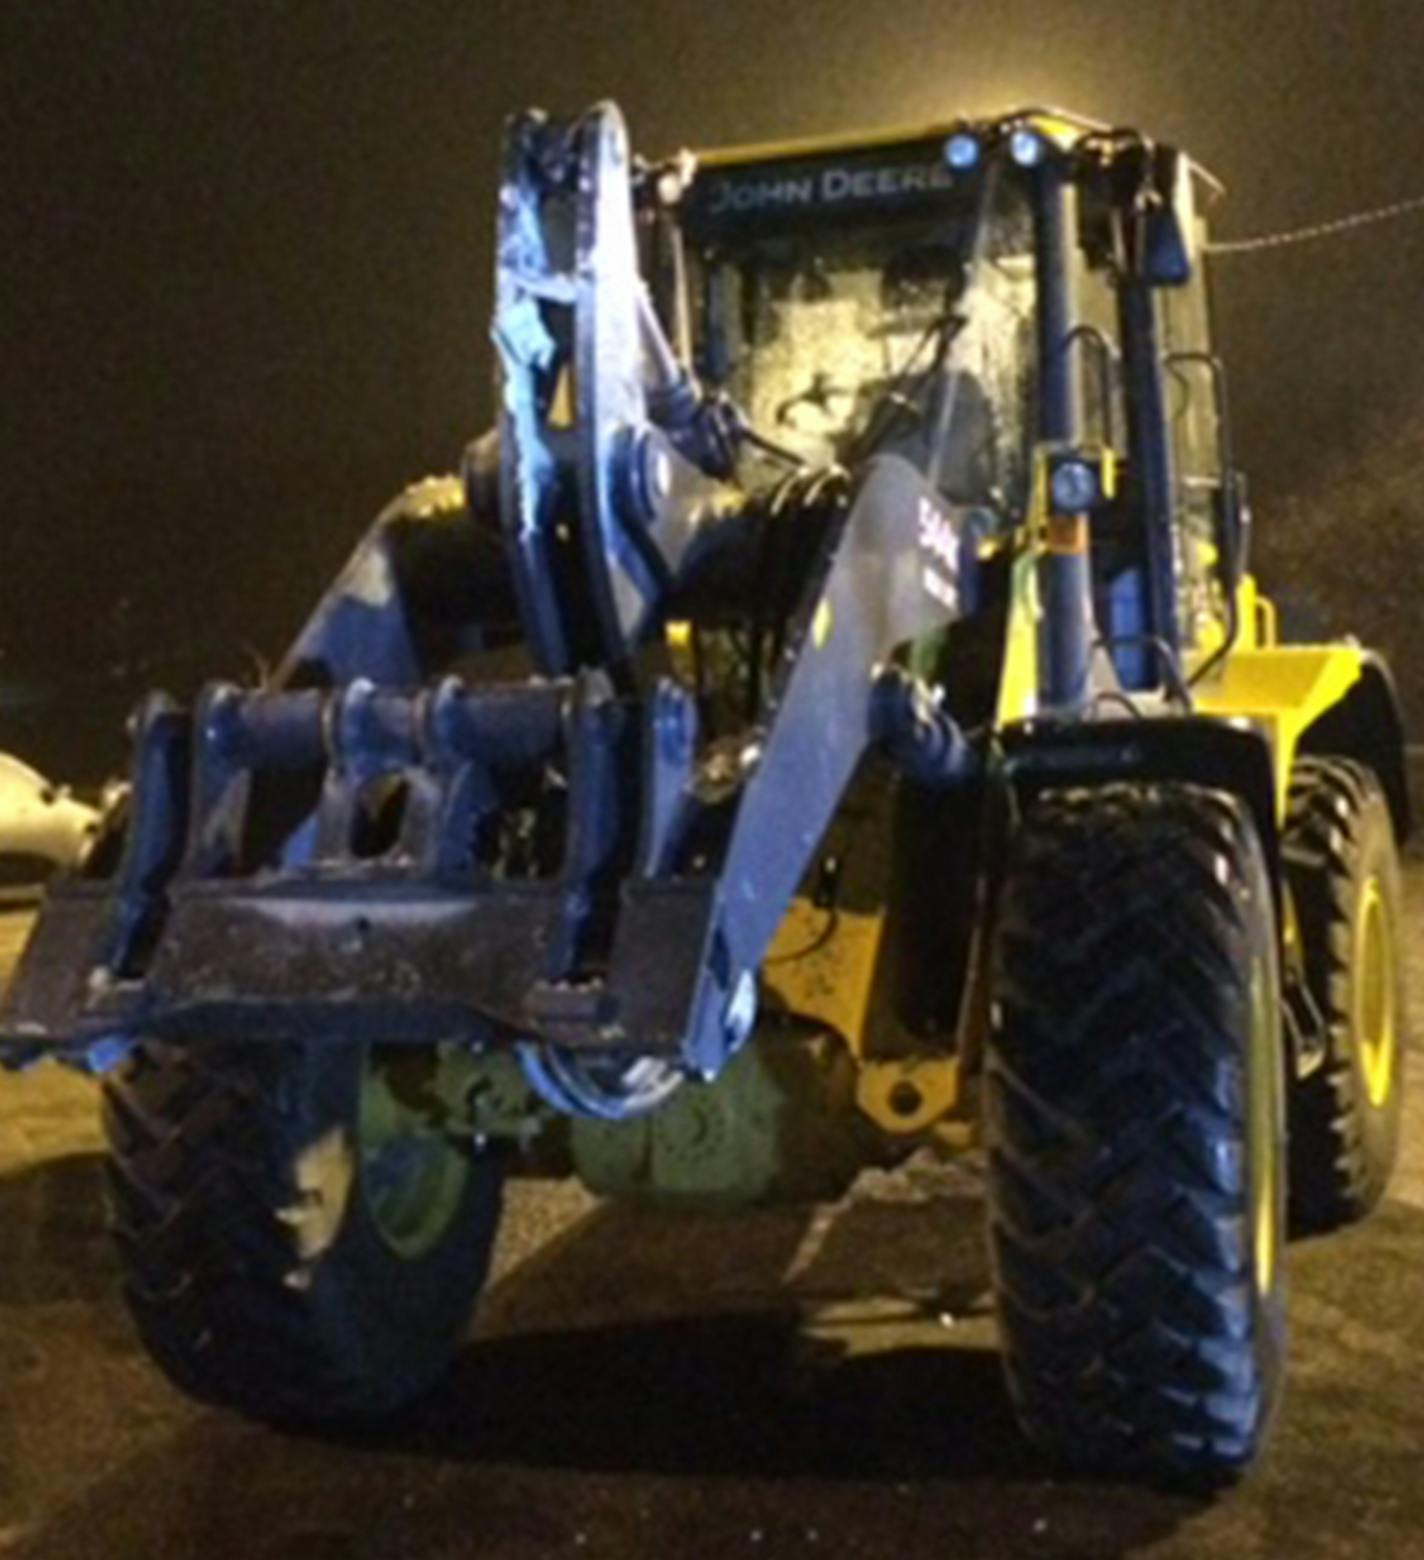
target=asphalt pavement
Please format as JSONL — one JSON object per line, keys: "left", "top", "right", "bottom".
{"left": 3, "top": 874, "right": 1424, "bottom": 1560}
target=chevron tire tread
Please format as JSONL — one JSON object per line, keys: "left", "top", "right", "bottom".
{"left": 1283, "top": 758, "right": 1405, "bottom": 1234}
{"left": 986, "top": 782, "right": 1286, "bottom": 1484}
{"left": 102, "top": 1041, "right": 503, "bottom": 1423}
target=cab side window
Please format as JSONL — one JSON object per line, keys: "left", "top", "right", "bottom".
{"left": 1158, "top": 241, "right": 1227, "bottom": 648}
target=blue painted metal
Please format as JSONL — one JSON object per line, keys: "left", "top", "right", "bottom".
{"left": 493, "top": 104, "right": 735, "bottom": 675}
{"left": 870, "top": 666, "right": 976, "bottom": 788}
{"left": 1105, "top": 566, "right": 1153, "bottom": 690}
{"left": 279, "top": 471, "right": 512, "bottom": 691}
{"left": 493, "top": 111, "right": 578, "bottom": 672}
{"left": 569, "top": 106, "right": 666, "bottom": 658}
{"left": 1119, "top": 276, "right": 1181, "bottom": 676}
{"left": 635, "top": 679, "right": 700, "bottom": 878}
{"left": 280, "top": 504, "right": 426, "bottom": 689}
{"left": 677, "top": 455, "right": 971, "bottom": 1077}
{"left": 1031, "top": 163, "right": 1097, "bottom": 713}
{"left": 1033, "top": 166, "right": 1079, "bottom": 447}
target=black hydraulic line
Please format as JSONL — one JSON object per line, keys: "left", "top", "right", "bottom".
{"left": 1117, "top": 278, "right": 1181, "bottom": 679}
{"left": 1034, "top": 169, "right": 1079, "bottom": 444}
{"left": 1063, "top": 323, "right": 1119, "bottom": 448}
{"left": 1032, "top": 165, "right": 1093, "bottom": 712}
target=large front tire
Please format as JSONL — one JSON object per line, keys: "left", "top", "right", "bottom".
{"left": 103, "top": 1040, "right": 503, "bottom": 1423}
{"left": 986, "top": 783, "right": 1286, "bottom": 1485}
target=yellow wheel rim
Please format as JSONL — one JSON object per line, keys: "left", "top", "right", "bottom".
{"left": 1248, "top": 958, "right": 1281, "bottom": 1299}
{"left": 1355, "top": 876, "right": 1397, "bottom": 1109}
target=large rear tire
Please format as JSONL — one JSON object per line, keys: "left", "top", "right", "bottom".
{"left": 103, "top": 1040, "right": 502, "bottom": 1423}
{"left": 986, "top": 783, "right": 1286, "bottom": 1485}
{"left": 1283, "top": 758, "right": 1406, "bottom": 1234}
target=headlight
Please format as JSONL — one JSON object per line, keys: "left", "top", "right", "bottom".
{"left": 1049, "top": 458, "right": 1100, "bottom": 514}
{"left": 944, "top": 133, "right": 981, "bottom": 171}
{"left": 1009, "top": 127, "right": 1047, "bottom": 168}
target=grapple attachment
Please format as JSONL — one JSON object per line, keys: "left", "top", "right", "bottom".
{"left": 5, "top": 674, "right": 684, "bottom": 1048}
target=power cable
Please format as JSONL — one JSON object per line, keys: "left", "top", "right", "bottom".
{"left": 1208, "top": 191, "right": 1424, "bottom": 255}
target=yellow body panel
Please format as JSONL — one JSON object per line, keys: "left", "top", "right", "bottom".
{"left": 763, "top": 898, "right": 963, "bottom": 1137}
{"left": 995, "top": 547, "right": 1042, "bottom": 725}
{"left": 856, "top": 1056, "right": 962, "bottom": 1136}
{"left": 989, "top": 536, "right": 1361, "bottom": 823}
{"left": 1193, "top": 641, "right": 1365, "bottom": 817}
{"left": 762, "top": 901, "right": 884, "bottom": 1055}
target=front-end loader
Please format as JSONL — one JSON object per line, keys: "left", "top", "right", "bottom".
{"left": 1, "top": 105, "right": 1409, "bottom": 1484}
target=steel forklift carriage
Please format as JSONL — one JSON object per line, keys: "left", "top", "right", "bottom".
{"left": 1, "top": 105, "right": 1409, "bottom": 1484}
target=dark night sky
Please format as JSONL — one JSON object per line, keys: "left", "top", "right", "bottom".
{"left": 4, "top": 0, "right": 1424, "bottom": 778}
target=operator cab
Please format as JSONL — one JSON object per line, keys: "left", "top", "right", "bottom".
{"left": 672, "top": 129, "right": 1037, "bottom": 522}
{"left": 646, "top": 113, "right": 1236, "bottom": 700}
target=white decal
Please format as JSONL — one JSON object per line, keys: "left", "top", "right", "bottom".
{"left": 821, "top": 163, "right": 954, "bottom": 202}
{"left": 707, "top": 162, "right": 955, "bottom": 217}
{"left": 917, "top": 495, "right": 960, "bottom": 576}
{"left": 921, "top": 565, "right": 958, "bottom": 610}
{"left": 707, "top": 176, "right": 815, "bottom": 215}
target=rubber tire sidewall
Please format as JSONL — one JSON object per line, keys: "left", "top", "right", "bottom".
{"left": 289, "top": 1041, "right": 504, "bottom": 1413}
{"left": 107, "top": 1039, "right": 504, "bottom": 1423}
{"left": 1285, "top": 762, "right": 1406, "bottom": 1231}
{"left": 986, "top": 783, "right": 1287, "bottom": 1483}
{"left": 1336, "top": 785, "right": 1407, "bottom": 1191}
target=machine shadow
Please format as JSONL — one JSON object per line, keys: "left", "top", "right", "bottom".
{"left": 0, "top": 1149, "right": 1041, "bottom": 1488}
{"left": 0, "top": 1155, "right": 1212, "bottom": 1560}
{"left": 409, "top": 1310, "right": 1034, "bottom": 1483}
{"left": 360, "top": 1191, "right": 1055, "bottom": 1487}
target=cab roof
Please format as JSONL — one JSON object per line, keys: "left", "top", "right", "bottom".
{"left": 689, "top": 107, "right": 1223, "bottom": 196}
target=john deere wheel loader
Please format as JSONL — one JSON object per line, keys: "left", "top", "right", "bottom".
{"left": 2, "top": 105, "right": 1409, "bottom": 1484}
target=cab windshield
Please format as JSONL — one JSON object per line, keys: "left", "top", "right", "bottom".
{"left": 689, "top": 165, "right": 1037, "bottom": 515}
